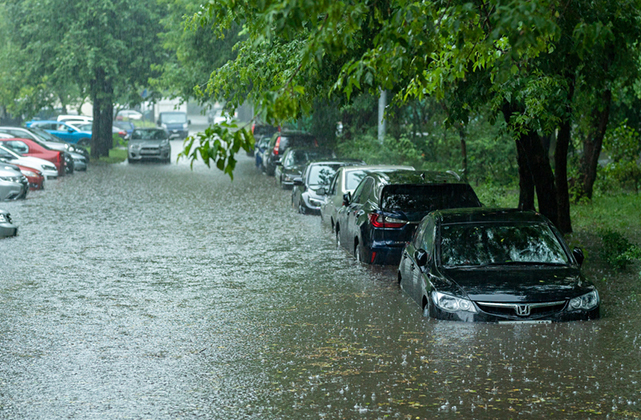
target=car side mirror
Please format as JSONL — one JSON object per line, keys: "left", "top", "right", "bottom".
{"left": 342, "top": 192, "right": 351, "bottom": 206}
{"left": 67, "top": 128, "right": 74, "bottom": 133}
{"left": 317, "top": 187, "right": 326, "bottom": 195}
{"left": 293, "top": 178, "right": 304, "bottom": 186}
{"left": 415, "top": 249, "right": 429, "bottom": 268}
{"left": 572, "top": 247, "right": 585, "bottom": 266}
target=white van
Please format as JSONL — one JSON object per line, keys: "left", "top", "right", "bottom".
{"left": 57, "top": 115, "right": 92, "bottom": 123}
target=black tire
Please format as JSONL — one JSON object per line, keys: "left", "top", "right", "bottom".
{"left": 335, "top": 228, "right": 341, "bottom": 248}
{"left": 128, "top": 158, "right": 136, "bottom": 164}
{"left": 298, "top": 204, "right": 306, "bottom": 215}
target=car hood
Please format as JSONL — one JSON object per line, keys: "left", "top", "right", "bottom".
{"left": 13, "top": 156, "right": 56, "bottom": 171}
{"left": 440, "top": 266, "right": 593, "bottom": 302}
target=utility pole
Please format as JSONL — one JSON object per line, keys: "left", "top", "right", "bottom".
{"left": 378, "top": 89, "right": 387, "bottom": 144}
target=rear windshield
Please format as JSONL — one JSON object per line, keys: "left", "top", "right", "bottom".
{"left": 381, "top": 184, "right": 481, "bottom": 212}
{"left": 279, "top": 135, "right": 316, "bottom": 151}
{"left": 160, "top": 113, "right": 187, "bottom": 123}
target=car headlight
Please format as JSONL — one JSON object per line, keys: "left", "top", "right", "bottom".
{"left": 0, "top": 214, "right": 7, "bottom": 223}
{"left": 161, "top": 123, "right": 167, "bottom": 129}
{"left": 433, "top": 291, "right": 477, "bottom": 313}
{"left": 569, "top": 291, "right": 599, "bottom": 311}
{"left": 182, "top": 123, "right": 188, "bottom": 129}
{"left": 129, "top": 144, "right": 140, "bottom": 151}
{"left": 0, "top": 176, "right": 12, "bottom": 182}
{"left": 309, "top": 197, "right": 324, "bottom": 207}
{"left": 21, "top": 170, "right": 37, "bottom": 177}
{"left": 43, "top": 164, "right": 57, "bottom": 171}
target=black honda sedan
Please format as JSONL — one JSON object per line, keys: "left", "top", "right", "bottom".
{"left": 336, "top": 169, "right": 482, "bottom": 265}
{"left": 398, "top": 208, "right": 600, "bottom": 322}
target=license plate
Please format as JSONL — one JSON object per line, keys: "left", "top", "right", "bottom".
{"left": 499, "top": 320, "right": 552, "bottom": 324}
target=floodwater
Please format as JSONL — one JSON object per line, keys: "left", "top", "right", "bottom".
{"left": 1, "top": 145, "right": 640, "bottom": 419}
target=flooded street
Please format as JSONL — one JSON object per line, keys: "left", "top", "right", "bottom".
{"left": 1, "top": 148, "right": 640, "bottom": 419}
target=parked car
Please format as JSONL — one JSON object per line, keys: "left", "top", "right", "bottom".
{"left": 0, "top": 137, "right": 65, "bottom": 176}
{"left": 116, "top": 109, "right": 143, "bottom": 120}
{"left": 113, "top": 120, "right": 135, "bottom": 140}
{"left": 0, "top": 166, "right": 28, "bottom": 201}
{"left": 254, "top": 135, "right": 273, "bottom": 171}
{"left": 291, "top": 160, "right": 364, "bottom": 214}
{"left": 0, "top": 130, "right": 84, "bottom": 173}
{"left": 263, "top": 131, "right": 319, "bottom": 176}
{"left": 0, "top": 126, "right": 89, "bottom": 160}
{"left": 127, "top": 128, "right": 171, "bottom": 163}
{"left": 57, "top": 114, "right": 92, "bottom": 123}
{"left": 157, "top": 112, "right": 190, "bottom": 140}
{"left": 320, "top": 165, "right": 414, "bottom": 233}
{"left": 25, "top": 120, "right": 92, "bottom": 146}
{"left": 248, "top": 122, "right": 279, "bottom": 157}
{"left": 69, "top": 121, "right": 127, "bottom": 141}
{"left": 1, "top": 160, "right": 44, "bottom": 190}
{"left": 0, "top": 144, "right": 58, "bottom": 180}
{"left": 275, "top": 148, "right": 335, "bottom": 189}
{"left": 336, "top": 169, "right": 482, "bottom": 265}
{"left": 0, "top": 209, "right": 18, "bottom": 237}
{"left": 398, "top": 208, "right": 600, "bottom": 322}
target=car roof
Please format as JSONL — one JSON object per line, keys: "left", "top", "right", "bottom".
{"left": 340, "top": 164, "right": 414, "bottom": 174}
{"left": 368, "top": 169, "right": 462, "bottom": 185}
{"left": 433, "top": 208, "right": 551, "bottom": 225}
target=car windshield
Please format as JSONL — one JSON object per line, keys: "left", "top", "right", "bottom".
{"left": 29, "top": 127, "right": 64, "bottom": 143}
{"left": 75, "top": 123, "right": 93, "bottom": 131}
{"left": 307, "top": 165, "right": 340, "bottom": 187}
{"left": 381, "top": 184, "right": 480, "bottom": 212}
{"left": 131, "top": 130, "right": 168, "bottom": 140}
{"left": 439, "top": 222, "right": 571, "bottom": 267}
{"left": 161, "top": 113, "right": 187, "bottom": 123}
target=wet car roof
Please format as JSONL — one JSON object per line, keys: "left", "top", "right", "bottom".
{"left": 433, "top": 208, "right": 549, "bottom": 224}
{"left": 369, "top": 169, "right": 462, "bottom": 185}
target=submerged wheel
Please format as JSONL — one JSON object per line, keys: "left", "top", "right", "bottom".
{"left": 354, "top": 242, "right": 363, "bottom": 263}
{"left": 422, "top": 295, "right": 432, "bottom": 318}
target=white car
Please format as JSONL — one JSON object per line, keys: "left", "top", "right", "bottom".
{"left": 320, "top": 165, "right": 414, "bottom": 232}
{"left": 0, "top": 144, "right": 59, "bottom": 180}
{"left": 117, "top": 109, "right": 143, "bottom": 120}
{"left": 57, "top": 115, "right": 92, "bottom": 123}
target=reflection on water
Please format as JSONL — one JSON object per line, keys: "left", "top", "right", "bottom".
{"left": 0, "top": 156, "right": 640, "bottom": 419}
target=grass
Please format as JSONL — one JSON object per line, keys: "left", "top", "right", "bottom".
{"left": 85, "top": 146, "right": 128, "bottom": 164}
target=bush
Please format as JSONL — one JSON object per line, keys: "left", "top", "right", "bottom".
{"left": 600, "top": 229, "right": 641, "bottom": 270}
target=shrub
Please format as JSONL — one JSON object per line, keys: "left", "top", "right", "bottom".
{"left": 600, "top": 229, "right": 641, "bottom": 270}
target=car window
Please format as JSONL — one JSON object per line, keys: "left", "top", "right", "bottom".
{"left": 344, "top": 170, "right": 367, "bottom": 191}
{"left": 439, "top": 222, "right": 571, "bottom": 267}
{"left": 307, "top": 165, "right": 338, "bottom": 187}
{"left": 352, "top": 178, "right": 373, "bottom": 204}
{"left": 4, "top": 140, "right": 29, "bottom": 154}
{"left": 381, "top": 184, "right": 481, "bottom": 212}
{"left": 283, "top": 151, "right": 295, "bottom": 167}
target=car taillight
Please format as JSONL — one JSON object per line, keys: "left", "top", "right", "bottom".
{"left": 273, "top": 136, "right": 281, "bottom": 155}
{"left": 368, "top": 213, "right": 407, "bottom": 228}
{"left": 251, "top": 123, "right": 256, "bottom": 134}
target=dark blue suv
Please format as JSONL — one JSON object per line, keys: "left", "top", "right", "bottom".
{"left": 335, "top": 170, "right": 482, "bottom": 265}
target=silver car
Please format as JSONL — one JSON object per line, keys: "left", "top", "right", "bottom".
{"left": 320, "top": 165, "right": 414, "bottom": 232}
{"left": 0, "top": 167, "right": 28, "bottom": 201}
{"left": 127, "top": 128, "right": 171, "bottom": 164}
{"left": 0, "top": 209, "right": 17, "bottom": 237}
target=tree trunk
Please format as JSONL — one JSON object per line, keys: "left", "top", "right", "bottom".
{"left": 515, "top": 139, "right": 535, "bottom": 210}
{"left": 578, "top": 89, "right": 612, "bottom": 200}
{"left": 556, "top": 120, "right": 572, "bottom": 233}
{"left": 520, "top": 130, "right": 559, "bottom": 227}
{"left": 90, "top": 68, "right": 114, "bottom": 159}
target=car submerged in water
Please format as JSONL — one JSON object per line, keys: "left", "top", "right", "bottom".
{"left": 398, "top": 208, "right": 600, "bottom": 323}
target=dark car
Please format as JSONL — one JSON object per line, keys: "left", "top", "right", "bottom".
{"left": 157, "top": 112, "right": 190, "bottom": 140}
{"left": 292, "top": 160, "right": 365, "bottom": 214}
{"left": 336, "top": 169, "right": 482, "bottom": 265}
{"left": 398, "top": 208, "right": 600, "bottom": 322}
{"left": 127, "top": 128, "right": 172, "bottom": 163}
{"left": 249, "top": 122, "right": 279, "bottom": 157}
{"left": 275, "top": 148, "right": 335, "bottom": 189}
{"left": 263, "top": 131, "right": 318, "bottom": 176}
{"left": 254, "top": 135, "right": 273, "bottom": 171}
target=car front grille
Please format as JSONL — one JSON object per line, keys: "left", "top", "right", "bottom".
{"left": 475, "top": 300, "right": 567, "bottom": 318}
{"left": 140, "top": 147, "right": 160, "bottom": 155}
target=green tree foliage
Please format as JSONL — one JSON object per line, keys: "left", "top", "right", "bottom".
{"left": 4, "top": 0, "right": 165, "bottom": 158}
{"left": 183, "top": 0, "right": 640, "bottom": 231}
